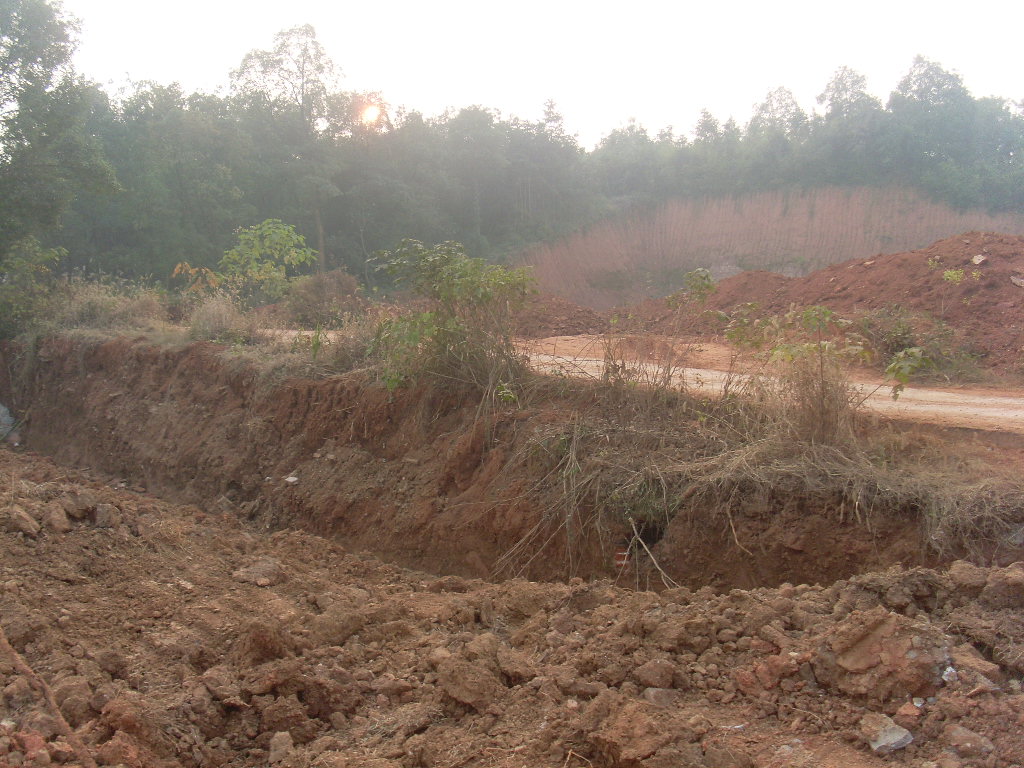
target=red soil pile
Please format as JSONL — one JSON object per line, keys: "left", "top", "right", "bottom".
{"left": 627, "top": 232, "right": 1024, "bottom": 371}
{"left": 514, "top": 292, "right": 605, "bottom": 338}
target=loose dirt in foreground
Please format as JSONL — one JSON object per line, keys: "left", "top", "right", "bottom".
{"left": 2, "top": 447, "right": 1024, "bottom": 768}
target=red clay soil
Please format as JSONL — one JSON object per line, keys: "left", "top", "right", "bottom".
{"left": 513, "top": 293, "right": 605, "bottom": 339}
{"left": 624, "top": 232, "right": 1024, "bottom": 371}
{"left": 3, "top": 446, "right": 1024, "bottom": 768}
{"left": 0, "top": 336, "right": 969, "bottom": 591}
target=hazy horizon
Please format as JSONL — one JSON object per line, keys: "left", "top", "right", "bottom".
{"left": 60, "top": 0, "right": 1023, "bottom": 148}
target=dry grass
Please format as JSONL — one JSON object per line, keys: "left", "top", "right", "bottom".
{"left": 186, "top": 292, "right": 267, "bottom": 343}
{"left": 502, "top": 359, "right": 1024, "bottom": 577}
{"left": 45, "top": 278, "right": 167, "bottom": 332}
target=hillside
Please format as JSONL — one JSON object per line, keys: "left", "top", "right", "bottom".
{"left": 522, "top": 188, "right": 1024, "bottom": 309}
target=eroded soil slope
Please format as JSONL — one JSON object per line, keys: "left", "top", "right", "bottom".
{"left": 0, "top": 335, "right": 971, "bottom": 589}
{"left": 3, "top": 446, "right": 1024, "bottom": 768}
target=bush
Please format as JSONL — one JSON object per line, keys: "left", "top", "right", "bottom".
{"left": 727, "top": 305, "right": 866, "bottom": 446}
{"left": 856, "top": 305, "right": 979, "bottom": 382}
{"left": 0, "top": 238, "right": 62, "bottom": 338}
{"left": 187, "top": 292, "right": 262, "bottom": 344}
{"left": 220, "top": 219, "right": 317, "bottom": 306}
{"left": 372, "top": 240, "right": 534, "bottom": 396}
{"left": 44, "top": 277, "right": 165, "bottom": 331}
{"left": 284, "top": 269, "right": 362, "bottom": 328}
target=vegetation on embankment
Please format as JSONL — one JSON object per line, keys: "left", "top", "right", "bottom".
{"left": 2, "top": 325, "right": 1021, "bottom": 589}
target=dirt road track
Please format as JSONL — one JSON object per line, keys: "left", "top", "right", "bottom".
{"left": 526, "top": 336, "right": 1024, "bottom": 435}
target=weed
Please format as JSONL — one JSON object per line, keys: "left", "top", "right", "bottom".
{"left": 44, "top": 277, "right": 166, "bottom": 332}
{"left": 857, "top": 306, "right": 979, "bottom": 383}
{"left": 284, "top": 269, "right": 362, "bottom": 328}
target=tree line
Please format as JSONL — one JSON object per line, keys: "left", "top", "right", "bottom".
{"left": 3, "top": 0, "right": 1024, "bottom": 285}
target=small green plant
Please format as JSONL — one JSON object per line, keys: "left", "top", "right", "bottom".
{"left": 682, "top": 267, "right": 715, "bottom": 303}
{"left": 942, "top": 268, "right": 965, "bottom": 286}
{"left": 857, "top": 306, "right": 979, "bottom": 384}
{"left": 885, "top": 347, "right": 928, "bottom": 399}
{"left": 290, "top": 325, "right": 329, "bottom": 361}
{"left": 495, "top": 381, "right": 517, "bottom": 403}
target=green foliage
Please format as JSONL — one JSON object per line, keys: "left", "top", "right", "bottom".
{"left": 1, "top": 0, "right": 113, "bottom": 256}
{"left": 0, "top": 237, "right": 62, "bottom": 337}
{"left": 220, "top": 219, "right": 317, "bottom": 304}
{"left": 884, "top": 347, "right": 927, "bottom": 399}
{"left": 857, "top": 305, "right": 979, "bottom": 384}
{"left": 942, "top": 268, "right": 966, "bottom": 286}
{"left": 5, "top": 16, "right": 1024, "bottom": 288}
{"left": 371, "top": 240, "right": 534, "bottom": 395}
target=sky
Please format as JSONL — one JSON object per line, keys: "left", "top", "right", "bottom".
{"left": 60, "top": 0, "right": 1023, "bottom": 149}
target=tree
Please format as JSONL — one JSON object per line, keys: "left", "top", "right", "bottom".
{"left": 693, "top": 110, "right": 722, "bottom": 143}
{"left": 0, "top": 0, "right": 112, "bottom": 256}
{"left": 232, "top": 25, "right": 344, "bottom": 270}
{"left": 817, "top": 66, "right": 881, "bottom": 120}
{"left": 220, "top": 218, "right": 317, "bottom": 304}
{"left": 231, "top": 24, "right": 338, "bottom": 132}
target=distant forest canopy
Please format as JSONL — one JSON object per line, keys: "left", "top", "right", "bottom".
{"left": 4, "top": 1, "right": 1024, "bottom": 285}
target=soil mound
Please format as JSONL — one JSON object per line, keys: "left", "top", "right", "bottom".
{"left": 2, "top": 447, "right": 1023, "bottom": 768}
{"left": 626, "top": 232, "right": 1024, "bottom": 370}
{"left": 514, "top": 293, "right": 605, "bottom": 338}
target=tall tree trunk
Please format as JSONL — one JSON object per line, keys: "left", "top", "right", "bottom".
{"left": 314, "top": 204, "right": 327, "bottom": 273}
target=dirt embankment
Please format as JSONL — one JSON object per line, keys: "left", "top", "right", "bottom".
{"left": 2, "top": 447, "right": 1024, "bottom": 768}
{"left": 0, "top": 335, "right": 979, "bottom": 589}
{"left": 625, "top": 232, "right": 1024, "bottom": 373}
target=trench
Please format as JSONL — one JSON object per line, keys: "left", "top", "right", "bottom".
{"left": 0, "top": 335, "right": 957, "bottom": 589}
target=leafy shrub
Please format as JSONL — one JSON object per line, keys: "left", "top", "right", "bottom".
{"left": 856, "top": 306, "right": 978, "bottom": 382}
{"left": 0, "top": 238, "right": 62, "bottom": 338}
{"left": 372, "top": 240, "right": 534, "bottom": 396}
{"left": 220, "top": 219, "right": 317, "bottom": 306}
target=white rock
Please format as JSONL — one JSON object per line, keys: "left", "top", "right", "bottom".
{"left": 267, "top": 731, "right": 293, "bottom": 764}
{"left": 860, "top": 713, "right": 913, "bottom": 754}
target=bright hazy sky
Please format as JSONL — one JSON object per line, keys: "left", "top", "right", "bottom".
{"left": 61, "top": 0, "right": 1022, "bottom": 148}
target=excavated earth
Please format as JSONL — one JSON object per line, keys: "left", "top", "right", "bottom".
{"left": 0, "top": 335, "right": 975, "bottom": 590}
{"left": 3, "top": 230, "right": 1024, "bottom": 766}
{"left": 3, "top": 446, "right": 1024, "bottom": 768}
